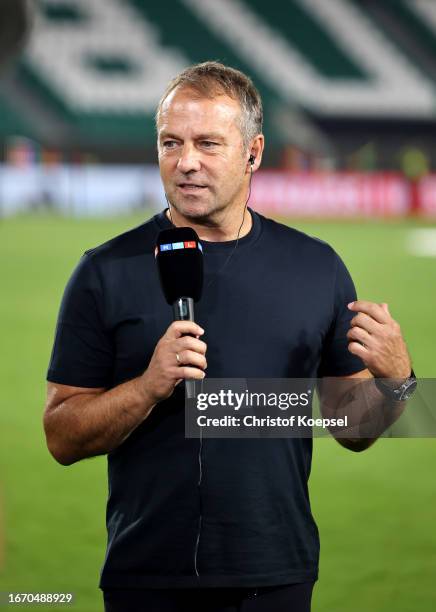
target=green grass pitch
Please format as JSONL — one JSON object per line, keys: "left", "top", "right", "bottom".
{"left": 0, "top": 213, "right": 435, "bottom": 611}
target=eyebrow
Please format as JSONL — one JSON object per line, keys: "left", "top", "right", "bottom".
{"left": 159, "top": 131, "right": 225, "bottom": 142}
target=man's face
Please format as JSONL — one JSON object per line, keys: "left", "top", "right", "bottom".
{"left": 157, "top": 87, "right": 249, "bottom": 221}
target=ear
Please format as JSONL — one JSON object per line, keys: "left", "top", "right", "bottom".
{"left": 246, "top": 134, "right": 264, "bottom": 173}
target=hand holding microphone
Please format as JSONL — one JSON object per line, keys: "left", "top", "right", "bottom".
{"left": 142, "top": 321, "right": 207, "bottom": 404}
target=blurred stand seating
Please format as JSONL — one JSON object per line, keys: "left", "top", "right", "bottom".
{"left": 0, "top": 0, "right": 435, "bottom": 217}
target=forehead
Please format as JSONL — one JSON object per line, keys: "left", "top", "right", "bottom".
{"left": 158, "top": 87, "right": 242, "bottom": 136}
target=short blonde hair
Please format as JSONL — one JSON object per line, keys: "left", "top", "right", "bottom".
{"left": 156, "top": 61, "right": 263, "bottom": 148}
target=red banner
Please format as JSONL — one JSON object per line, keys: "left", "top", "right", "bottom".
{"left": 418, "top": 175, "right": 436, "bottom": 217}
{"left": 250, "top": 171, "right": 411, "bottom": 217}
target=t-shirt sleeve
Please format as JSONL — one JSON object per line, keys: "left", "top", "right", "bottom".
{"left": 47, "top": 252, "right": 114, "bottom": 388}
{"left": 318, "top": 252, "right": 366, "bottom": 377}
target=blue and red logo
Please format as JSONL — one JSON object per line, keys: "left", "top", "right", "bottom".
{"left": 159, "top": 241, "right": 202, "bottom": 253}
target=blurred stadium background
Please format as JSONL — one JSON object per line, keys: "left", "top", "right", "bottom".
{"left": 0, "top": 1, "right": 435, "bottom": 611}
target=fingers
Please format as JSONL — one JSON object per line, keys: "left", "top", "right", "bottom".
{"left": 380, "top": 302, "right": 390, "bottom": 315}
{"left": 347, "top": 325, "right": 372, "bottom": 346}
{"left": 349, "top": 312, "right": 380, "bottom": 334}
{"left": 166, "top": 321, "right": 204, "bottom": 339}
{"left": 176, "top": 349, "right": 207, "bottom": 371}
{"left": 348, "top": 300, "right": 390, "bottom": 324}
{"left": 168, "top": 327, "right": 208, "bottom": 380}
{"left": 176, "top": 366, "right": 206, "bottom": 380}
{"left": 176, "top": 335, "right": 207, "bottom": 355}
{"left": 348, "top": 341, "right": 370, "bottom": 359}
{"left": 347, "top": 300, "right": 411, "bottom": 378}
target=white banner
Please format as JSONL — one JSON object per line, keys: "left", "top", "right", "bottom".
{"left": 0, "top": 164, "right": 166, "bottom": 216}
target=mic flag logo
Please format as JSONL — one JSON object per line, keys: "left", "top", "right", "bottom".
{"left": 157, "top": 241, "right": 203, "bottom": 254}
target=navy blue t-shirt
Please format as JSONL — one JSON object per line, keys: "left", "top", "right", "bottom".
{"left": 47, "top": 209, "right": 364, "bottom": 589}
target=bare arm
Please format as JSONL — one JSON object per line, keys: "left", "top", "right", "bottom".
{"left": 44, "top": 378, "right": 153, "bottom": 465}
{"left": 318, "top": 369, "right": 407, "bottom": 452}
{"left": 43, "top": 321, "right": 207, "bottom": 465}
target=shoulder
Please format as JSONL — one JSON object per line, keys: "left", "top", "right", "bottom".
{"left": 256, "top": 211, "right": 337, "bottom": 260}
{"left": 64, "top": 216, "right": 160, "bottom": 293}
{"left": 83, "top": 215, "right": 159, "bottom": 266}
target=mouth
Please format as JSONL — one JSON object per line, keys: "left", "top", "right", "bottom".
{"left": 177, "top": 183, "right": 208, "bottom": 192}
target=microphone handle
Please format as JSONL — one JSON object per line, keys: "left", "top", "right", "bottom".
{"left": 172, "top": 297, "right": 197, "bottom": 399}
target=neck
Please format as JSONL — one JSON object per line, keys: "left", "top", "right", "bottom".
{"left": 166, "top": 205, "right": 252, "bottom": 242}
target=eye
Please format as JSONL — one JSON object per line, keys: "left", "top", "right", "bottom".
{"left": 162, "top": 140, "right": 178, "bottom": 150}
{"left": 200, "top": 141, "right": 218, "bottom": 148}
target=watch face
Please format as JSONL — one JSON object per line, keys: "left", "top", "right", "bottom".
{"left": 399, "top": 379, "right": 418, "bottom": 401}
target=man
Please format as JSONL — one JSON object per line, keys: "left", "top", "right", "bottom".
{"left": 44, "top": 62, "right": 414, "bottom": 612}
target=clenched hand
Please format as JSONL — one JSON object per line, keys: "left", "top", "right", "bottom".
{"left": 141, "top": 321, "right": 207, "bottom": 404}
{"left": 347, "top": 300, "right": 411, "bottom": 379}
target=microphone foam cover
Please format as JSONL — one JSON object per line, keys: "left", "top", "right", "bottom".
{"left": 155, "top": 227, "right": 203, "bottom": 304}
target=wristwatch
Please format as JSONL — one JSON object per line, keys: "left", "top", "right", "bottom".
{"left": 374, "top": 369, "right": 417, "bottom": 401}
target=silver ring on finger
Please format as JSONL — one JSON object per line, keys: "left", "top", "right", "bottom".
{"left": 176, "top": 353, "right": 181, "bottom": 364}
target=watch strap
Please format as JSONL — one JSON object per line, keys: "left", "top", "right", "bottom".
{"left": 374, "top": 369, "right": 417, "bottom": 401}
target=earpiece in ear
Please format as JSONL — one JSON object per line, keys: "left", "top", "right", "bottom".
{"left": 248, "top": 154, "right": 255, "bottom": 166}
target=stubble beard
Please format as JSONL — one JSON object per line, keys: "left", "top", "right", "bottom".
{"left": 168, "top": 176, "right": 248, "bottom": 227}
{"left": 169, "top": 190, "right": 230, "bottom": 227}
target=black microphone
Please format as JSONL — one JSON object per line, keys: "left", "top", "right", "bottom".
{"left": 155, "top": 227, "right": 204, "bottom": 398}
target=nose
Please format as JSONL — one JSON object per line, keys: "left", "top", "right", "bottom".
{"left": 177, "top": 144, "right": 201, "bottom": 174}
